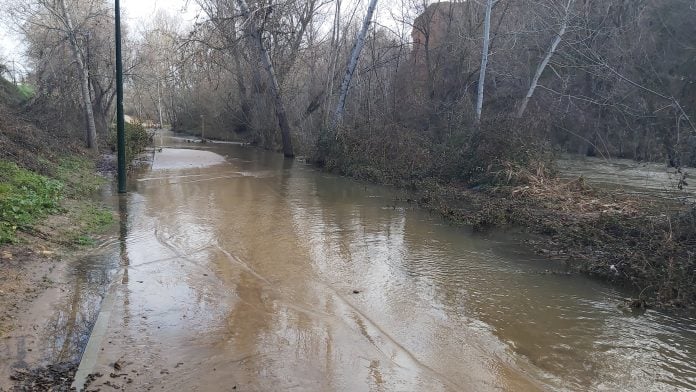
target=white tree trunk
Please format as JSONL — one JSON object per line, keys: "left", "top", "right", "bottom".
{"left": 475, "top": 0, "right": 494, "bottom": 123}
{"left": 516, "top": 0, "right": 573, "bottom": 118}
{"left": 331, "top": 0, "right": 379, "bottom": 131}
{"left": 59, "top": 0, "right": 98, "bottom": 151}
{"left": 157, "top": 79, "right": 163, "bottom": 128}
{"left": 236, "top": 0, "right": 294, "bottom": 157}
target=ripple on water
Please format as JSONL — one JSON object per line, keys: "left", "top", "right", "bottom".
{"left": 84, "top": 138, "right": 696, "bottom": 392}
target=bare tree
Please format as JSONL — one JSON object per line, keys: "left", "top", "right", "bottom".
{"left": 475, "top": 0, "right": 496, "bottom": 123}
{"left": 516, "top": 0, "right": 574, "bottom": 118}
{"left": 235, "top": 0, "right": 294, "bottom": 157}
{"left": 3, "top": 0, "right": 117, "bottom": 150}
{"left": 331, "top": 0, "right": 379, "bottom": 131}
{"left": 61, "top": 1, "right": 98, "bottom": 150}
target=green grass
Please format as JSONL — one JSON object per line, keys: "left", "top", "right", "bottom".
{"left": 78, "top": 204, "right": 113, "bottom": 232}
{"left": 54, "top": 156, "right": 104, "bottom": 197}
{"left": 73, "top": 235, "right": 96, "bottom": 246}
{"left": 0, "top": 161, "right": 63, "bottom": 243}
{"left": 58, "top": 202, "right": 114, "bottom": 246}
{"left": 53, "top": 201, "right": 115, "bottom": 247}
{"left": 16, "top": 84, "right": 34, "bottom": 101}
{"left": 0, "top": 77, "right": 31, "bottom": 105}
{"left": 0, "top": 157, "right": 113, "bottom": 245}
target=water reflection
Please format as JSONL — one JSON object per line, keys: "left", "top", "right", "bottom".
{"left": 119, "top": 194, "right": 129, "bottom": 285}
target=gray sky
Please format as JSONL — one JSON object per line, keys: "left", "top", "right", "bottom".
{"left": 1, "top": 0, "right": 417, "bottom": 72}
{"left": 121, "top": 0, "right": 200, "bottom": 24}
{"left": 0, "top": 0, "right": 199, "bottom": 62}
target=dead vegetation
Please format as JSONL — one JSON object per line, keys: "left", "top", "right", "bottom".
{"left": 9, "top": 363, "right": 77, "bottom": 391}
{"left": 313, "top": 113, "right": 696, "bottom": 306}
{"left": 420, "top": 164, "right": 696, "bottom": 308}
{"left": 0, "top": 90, "right": 86, "bottom": 176}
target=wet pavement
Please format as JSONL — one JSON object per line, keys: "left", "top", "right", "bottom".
{"left": 14, "top": 131, "right": 696, "bottom": 391}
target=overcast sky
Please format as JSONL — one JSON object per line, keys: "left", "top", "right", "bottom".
{"left": 0, "top": 0, "right": 199, "bottom": 62}
{"left": 1, "top": 0, "right": 416, "bottom": 70}
{"left": 121, "top": 0, "right": 200, "bottom": 24}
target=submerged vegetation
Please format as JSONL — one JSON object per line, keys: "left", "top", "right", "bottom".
{"left": 316, "top": 116, "right": 695, "bottom": 306}
{"left": 422, "top": 174, "right": 696, "bottom": 307}
{"left": 316, "top": 117, "right": 552, "bottom": 188}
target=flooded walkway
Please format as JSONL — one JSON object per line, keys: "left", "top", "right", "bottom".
{"left": 71, "top": 133, "right": 695, "bottom": 391}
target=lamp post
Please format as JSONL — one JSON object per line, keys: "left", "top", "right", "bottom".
{"left": 115, "top": 0, "right": 126, "bottom": 193}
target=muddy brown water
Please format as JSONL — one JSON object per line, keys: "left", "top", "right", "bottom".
{"left": 12, "top": 132, "right": 696, "bottom": 391}
{"left": 557, "top": 155, "right": 695, "bottom": 202}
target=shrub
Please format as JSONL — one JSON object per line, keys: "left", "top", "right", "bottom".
{"left": 313, "top": 115, "right": 553, "bottom": 188}
{"left": 108, "top": 121, "right": 153, "bottom": 167}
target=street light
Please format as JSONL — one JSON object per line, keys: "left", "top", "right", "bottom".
{"left": 115, "top": 0, "right": 126, "bottom": 193}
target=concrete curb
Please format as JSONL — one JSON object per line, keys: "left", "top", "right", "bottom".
{"left": 71, "top": 268, "right": 124, "bottom": 391}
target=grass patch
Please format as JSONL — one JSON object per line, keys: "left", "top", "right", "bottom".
{"left": 78, "top": 204, "right": 114, "bottom": 232}
{"left": 1, "top": 156, "right": 112, "bottom": 245}
{"left": 0, "top": 161, "right": 63, "bottom": 243}
{"left": 16, "top": 84, "right": 34, "bottom": 101}
{"left": 28, "top": 200, "right": 115, "bottom": 247}
{"left": 64, "top": 203, "right": 114, "bottom": 246}
{"left": 54, "top": 156, "right": 104, "bottom": 197}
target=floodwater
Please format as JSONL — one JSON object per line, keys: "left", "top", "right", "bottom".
{"left": 557, "top": 155, "right": 695, "bottom": 202}
{"left": 56, "top": 132, "right": 696, "bottom": 390}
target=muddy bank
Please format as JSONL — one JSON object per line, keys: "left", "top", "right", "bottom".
{"left": 410, "top": 175, "right": 696, "bottom": 309}
{"left": 0, "top": 210, "right": 118, "bottom": 391}
{"left": 0, "top": 244, "right": 83, "bottom": 391}
{"left": 0, "top": 155, "right": 137, "bottom": 390}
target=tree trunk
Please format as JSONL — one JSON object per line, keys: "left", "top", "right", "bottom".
{"left": 475, "top": 0, "right": 494, "bottom": 123}
{"left": 235, "top": 0, "right": 294, "bottom": 157}
{"left": 157, "top": 79, "right": 164, "bottom": 128}
{"left": 331, "top": 0, "right": 380, "bottom": 132}
{"left": 230, "top": 36, "right": 252, "bottom": 132}
{"left": 516, "top": 0, "right": 573, "bottom": 118}
{"left": 93, "top": 107, "right": 108, "bottom": 136}
{"left": 59, "top": 0, "right": 98, "bottom": 151}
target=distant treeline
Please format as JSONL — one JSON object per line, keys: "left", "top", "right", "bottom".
{"left": 7, "top": 0, "right": 696, "bottom": 169}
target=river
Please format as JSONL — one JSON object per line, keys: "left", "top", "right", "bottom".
{"left": 54, "top": 131, "right": 696, "bottom": 390}
{"left": 557, "top": 154, "right": 695, "bottom": 203}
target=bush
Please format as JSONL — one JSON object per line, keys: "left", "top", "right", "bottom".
{"left": 313, "top": 115, "right": 553, "bottom": 188}
{"left": 427, "top": 117, "right": 554, "bottom": 186}
{"left": 0, "top": 161, "right": 63, "bottom": 243}
{"left": 108, "top": 121, "right": 153, "bottom": 167}
{"left": 314, "top": 123, "right": 433, "bottom": 185}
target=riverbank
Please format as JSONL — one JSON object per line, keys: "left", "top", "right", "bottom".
{"left": 407, "top": 179, "right": 691, "bottom": 310}
{"left": 412, "top": 172, "right": 695, "bottom": 308}
{"left": 0, "top": 153, "right": 120, "bottom": 384}
{"left": 0, "top": 78, "right": 147, "bottom": 389}
{"left": 312, "top": 125, "right": 695, "bottom": 308}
